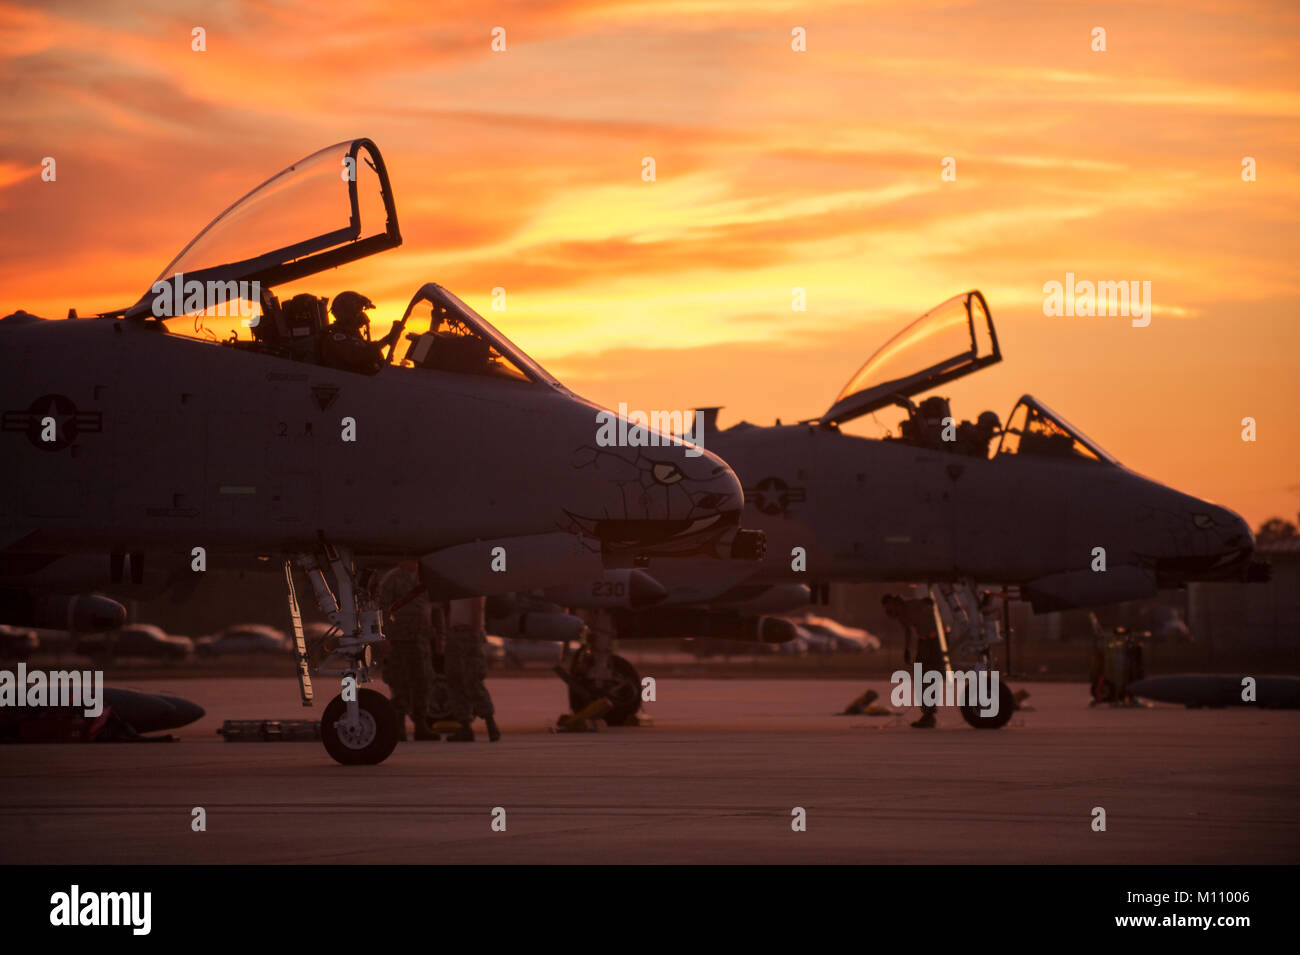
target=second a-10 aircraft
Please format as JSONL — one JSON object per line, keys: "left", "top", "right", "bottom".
{"left": 523, "top": 291, "right": 1267, "bottom": 727}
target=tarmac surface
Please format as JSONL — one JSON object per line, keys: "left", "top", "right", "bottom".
{"left": 2, "top": 676, "right": 1298, "bottom": 864}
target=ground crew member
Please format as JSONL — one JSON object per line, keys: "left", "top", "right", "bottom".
{"left": 321, "top": 291, "right": 400, "bottom": 374}
{"left": 883, "top": 592, "right": 946, "bottom": 728}
{"left": 444, "top": 596, "right": 500, "bottom": 742}
{"left": 377, "top": 560, "right": 440, "bottom": 741}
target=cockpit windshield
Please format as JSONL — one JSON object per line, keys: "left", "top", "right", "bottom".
{"left": 821, "top": 290, "right": 999, "bottom": 426}
{"left": 126, "top": 138, "right": 399, "bottom": 320}
{"left": 996, "top": 395, "right": 1119, "bottom": 466}
{"left": 392, "top": 284, "right": 563, "bottom": 390}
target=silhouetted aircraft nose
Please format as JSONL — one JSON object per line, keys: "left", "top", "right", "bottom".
{"left": 566, "top": 426, "right": 752, "bottom": 558}
{"left": 1212, "top": 506, "right": 1267, "bottom": 581}
{"left": 1218, "top": 507, "right": 1253, "bottom": 551}
{"left": 662, "top": 448, "right": 752, "bottom": 555}
{"left": 1146, "top": 492, "right": 1260, "bottom": 585}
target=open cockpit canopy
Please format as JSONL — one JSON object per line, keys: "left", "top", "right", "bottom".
{"left": 126, "top": 139, "right": 400, "bottom": 320}
{"left": 815, "top": 290, "right": 1120, "bottom": 465}
{"left": 110, "top": 140, "right": 573, "bottom": 389}
{"left": 820, "top": 290, "right": 999, "bottom": 426}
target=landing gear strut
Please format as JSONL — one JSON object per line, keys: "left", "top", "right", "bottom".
{"left": 287, "top": 539, "right": 398, "bottom": 764}
{"left": 930, "top": 580, "right": 1017, "bottom": 730}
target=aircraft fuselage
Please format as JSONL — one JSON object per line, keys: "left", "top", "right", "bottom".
{"left": 697, "top": 420, "right": 1254, "bottom": 611}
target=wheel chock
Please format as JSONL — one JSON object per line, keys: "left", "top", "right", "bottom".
{"left": 840, "top": 689, "right": 879, "bottom": 715}
{"left": 862, "top": 704, "right": 899, "bottom": 716}
{"left": 554, "top": 697, "right": 612, "bottom": 732}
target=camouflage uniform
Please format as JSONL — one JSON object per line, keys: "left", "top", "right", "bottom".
{"left": 377, "top": 565, "right": 437, "bottom": 731}
{"left": 444, "top": 598, "right": 495, "bottom": 723}
{"left": 902, "top": 597, "right": 945, "bottom": 720}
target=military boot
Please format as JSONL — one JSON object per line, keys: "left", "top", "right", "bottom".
{"left": 910, "top": 712, "right": 936, "bottom": 729}
{"left": 485, "top": 715, "right": 501, "bottom": 743}
{"left": 445, "top": 721, "right": 475, "bottom": 742}
{"left": 412, "top": 717, "right": 441, "bottom": 741}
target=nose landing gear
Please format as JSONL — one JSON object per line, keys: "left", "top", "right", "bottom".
{"left": 286, "top": 539, "right": 399, "bottom": 765}
{"left": 930, "top": 580, "right": 1017, "bottom": 730}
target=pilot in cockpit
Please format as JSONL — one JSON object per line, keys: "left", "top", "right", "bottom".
{"left": 956, "top": 410, "right": 1001, "bottom": 458}
{"left": 321, "top": 290, "right": 401, "bottom": 374}
{"left": 897, "top": 397, "right": 1000, "bottom": 457}
{"left": 897, "top": 395, "right": 951, "bottom": 447}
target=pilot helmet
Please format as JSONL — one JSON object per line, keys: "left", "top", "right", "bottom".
{"left": 977, "top": 410, "right": 1001, "bottom": 431}
{"left": 919, "top": 395, "right": 950, "bottom": 419}
{"left": 330, "top": 291, "right": 375, "bottom": 329}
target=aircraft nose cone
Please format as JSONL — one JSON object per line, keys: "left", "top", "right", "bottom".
{"left": 1218, "top": 508, "right": 1253, "bottom": 550}
{"left": 676, "top": 452, "right": 749, "bottom": 549}
{"left": 1189, "top": 501, "right": 1252, "bottom": 552}
{"left": 682, "top": 451, "right": 745, "bottom": 517}
{"left": 1142, "top": 490, "right": 1258, "bottom": 585}
{"left": 564, "top": 403, "right": 746, "bottom": 556}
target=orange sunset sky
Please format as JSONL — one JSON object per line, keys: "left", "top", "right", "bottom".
{"left": 2, "top": 0, "right": 1298, "bottom": 528}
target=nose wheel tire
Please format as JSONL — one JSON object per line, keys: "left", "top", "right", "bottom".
{"left": 959, "top": 679, "right": 1017, "bottom": 729}
{"left": 568, "top": 652, "right": 641, "bottom": 725}
{"left": 322, "top": 688, "right": 399, "bottom": 764}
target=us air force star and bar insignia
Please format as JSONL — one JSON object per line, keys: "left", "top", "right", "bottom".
{"left": 746, "top": 475, "right": 806, "bottom": 515}
{"left": 2, "top": 394, "right": 103, "bottom": 451}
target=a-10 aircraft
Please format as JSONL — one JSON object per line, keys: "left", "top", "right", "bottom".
{"left": 0, "top": 139, "right": 764, "bottom": 764}
{"left": 3, "top": 139, "right": 1268, "bottom": 751}
{"left": 545, "top": 291, "right": 1268, "bottom": 726}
